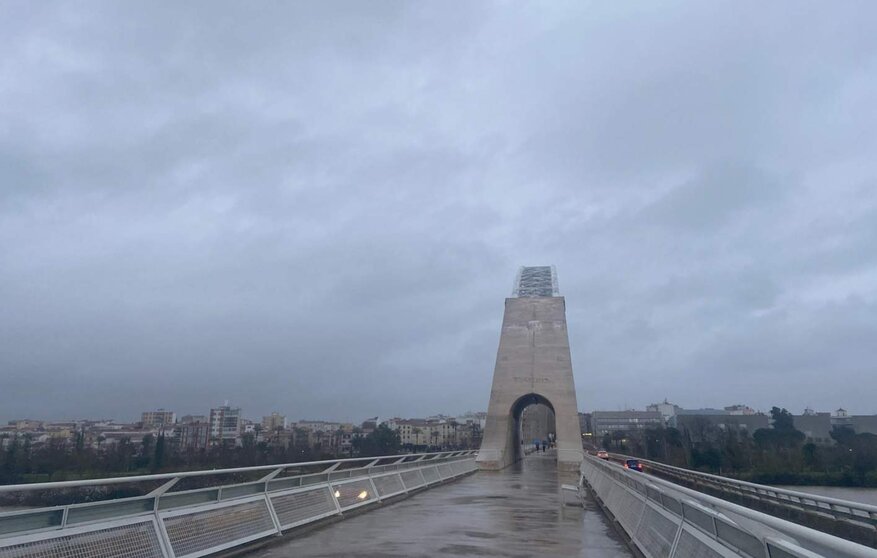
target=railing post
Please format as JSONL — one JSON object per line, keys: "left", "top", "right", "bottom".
{"left": 148, "top": 475, "right": 180, "bottom": 558}
{"left": 258, "top": 466, "right": 286, "bottom": 483}
{"left": 150, "top": 477, "right": 181, "bottom": 511}
{"left": 260, "top": 467, "right": 286, "bottom": 536}
{"left": 152, "top": 514, "right": 175, "bottom": 558}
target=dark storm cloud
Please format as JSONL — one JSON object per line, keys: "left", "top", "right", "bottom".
{"left": 2, "top": 1, "right": 877, "bottom": 422}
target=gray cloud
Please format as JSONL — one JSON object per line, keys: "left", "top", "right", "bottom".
{"left": 2, "top": 1, "right": 877, "bottom": 422}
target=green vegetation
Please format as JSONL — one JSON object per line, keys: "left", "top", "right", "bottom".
{"left": 0, "top": 427, "right": 402, "bottom": 486}
{"left": 602, "top": 407, "right": 877, "bottom": 487}
{"left": 351, "top": 424, "right": 402, "bottom": 457}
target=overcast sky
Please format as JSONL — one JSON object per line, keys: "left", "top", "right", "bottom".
{"left": 2, "top": 2, "right": 876, "bottom": 423}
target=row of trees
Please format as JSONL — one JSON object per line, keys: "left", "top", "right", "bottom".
{"left": 602, "top": 407, "right": 877, "bottom": 486}
{"left": 0, "top": 425, "right": 404, "bottom": 485}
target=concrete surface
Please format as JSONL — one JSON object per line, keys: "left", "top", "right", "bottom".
{"left": 251, "top": 453, "right": 631, "bottom": 557}
{"left": 478, "top": 293, "right": 584, "bottom": 471}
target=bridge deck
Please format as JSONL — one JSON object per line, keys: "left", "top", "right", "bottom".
{"left": 250, "top": 453, "right": 631, "bottom": 557}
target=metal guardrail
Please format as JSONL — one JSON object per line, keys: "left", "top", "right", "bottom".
{"left": 611, "top": 454, "right": 877, "bottom": 530}
{"left": 0, "top": 450, "right": 478, "bottom": 558}
{"left": 581, "top": 454, "right": 877, "bottom": 558}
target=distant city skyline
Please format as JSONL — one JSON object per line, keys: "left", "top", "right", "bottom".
{"left": 1, "top": 400, "right": 869, "bottom": 425}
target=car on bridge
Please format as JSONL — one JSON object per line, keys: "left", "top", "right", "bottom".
{"left": 596, "top": 450, "right": 609, "bottom": 459}
{"left": 623, "top": 458, "right": 643, "bottom": 472}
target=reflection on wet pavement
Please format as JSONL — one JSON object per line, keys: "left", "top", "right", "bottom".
{"left": 252, "top": 454, "right": 632, "bottom": 557}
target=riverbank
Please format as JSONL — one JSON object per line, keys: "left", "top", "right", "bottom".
{"left": 728, "top": 470, "right": 877, "bottom": 488}
{"left": 773, "top": 485, "right": 877, "bottom": 506}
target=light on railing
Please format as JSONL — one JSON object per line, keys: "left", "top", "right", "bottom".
{"left": 334, "top": 490, "right": 341, "bottom": 498}
{"left": 358, "top": 490, "right": 368, "bottom": 500}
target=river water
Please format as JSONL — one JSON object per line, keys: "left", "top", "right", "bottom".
{"left": 776, "top": 485, "right": 877, "bottom": 506}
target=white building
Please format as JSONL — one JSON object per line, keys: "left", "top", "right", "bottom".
{"left": 141, "top": 409, "right": 176, "bottom": 428}
{"left": 296, "top": 420, "right": 343, "bottom": 433}
{"left": 389, "top": 418, "right": 461, "bottom": 448}
{"left": 646, "top": 400, "right": 680, "bottom": 423}
{"left": 725, "top": 404, "right": 757, "bottom": 416}
{"left": 209, "top": 405, "right": 242, "bottom": 445}
{"left": 262, "top": 413, "right": 287, "bottom": 432}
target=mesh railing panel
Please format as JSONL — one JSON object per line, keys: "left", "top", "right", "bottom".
{"left": 371, "top": 475, "right": 405, "bottom": 498}
{"left": 614, "top": 488, "right": 644, "bottom": 532}
{"left": 0, "top": 510, "right": 63, "bottom": 537}
{"left": 601, "top": 475, "right": 615, "bottom": 496}
{"left": 0, "top": 455, "right": 478, "bottom": 558}
{"left": 581, "top": 458, "right": 791, "bottom": 558}
{"left": 158, "top": 490, "right": 218, "bottom": 511}
{"left": 683, "top": 504, "right": 716, "bottom": 535}
{"left": 603, "top": 483, "right": 620, "bottom": 511}
{"left": 163, "top": 499, "right": 275, "bottom": 558}
{"left": 0, "top": 521, "right": 164, "bottom": 558}
{"left": 765, "top": 543, "right": 800, "bottom": 558}
{"left": 610, "top": 487, "right": 629, "bottom": 527}
{"left": 400, "top": 469, "right": 425, "bottom": 490}
{"left": 593, "top": 472, "right": 612, "bottom": 499}
{"left": 66, "top": 499, "right": 155, "bottom": 526}
{"left": 715, "top": 519, "right": 765, "bottom": 557}
{"left": 330, "top": 480, "right": 375, "bottom": 510}
{"left": 662, "top": 494, "right": 683, "bottom": 516}
{"left": 267, "top": 476, "right": 301, "bottom": 492}
{"left": 674, "top": 528, "right": 726, "bottom": 558}
{"left": 270, "top": 487, "right": 336, "bottom": 529}
{"left": 437, "top": 463, "right": 454, "bottom": 479}
{"left": 633, "top": 504, "right": 678, "bottom": 558}
{"left": 420, "top": 466, "right": 441, "bottom": 484}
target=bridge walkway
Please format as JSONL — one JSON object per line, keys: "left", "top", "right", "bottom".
{"left": 250, "top": 453, "right": 632, "bottom": 557}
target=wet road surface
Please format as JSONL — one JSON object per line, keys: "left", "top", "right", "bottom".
{"left": 251, "top": 453, "right": 632, "bottom": 557}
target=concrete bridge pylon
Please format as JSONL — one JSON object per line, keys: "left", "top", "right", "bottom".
{"left": 477, "top": 266, "right": 584, "bottom": 472}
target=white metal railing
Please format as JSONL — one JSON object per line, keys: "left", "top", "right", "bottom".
{"left": 610, "top": 453, "right": 877, "bottom": 530}
{"left": 582, "top": 454, "right": 877, "bottom": 558}
{"left": 0, "top": 450, "right": 478, "bottom": 558}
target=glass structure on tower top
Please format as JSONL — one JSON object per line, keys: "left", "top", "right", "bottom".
{"left": 512, "top": 266, "right": 559, "bottom": 297}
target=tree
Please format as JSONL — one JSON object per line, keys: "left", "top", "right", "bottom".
{"left": 356, "top": 425, "right": 401, "bottom": 457}
{"left": 291, "top": 427, "right": 313, "bottom": 460}
{"left": 830, "top": 425, "right": 856, "bottom": 446}
{"left": 137, "top": 434, "right": 155, "bottom": 469}
{"left": 334, "top": 428, "right": 346, "bottom": 456}
{"left": 754, "top": 408, "right": 805, "bottom": 449}
{"left": 611, "top": 430, "right": 626, "bottom": 450}
{"left": 1, "top": 435, "right": 20, "bottom": 484}
{"left": 802, "top": 442, "right": 821, "bottom": 470}
{"left": 691, "top": 446, "right": 722, "bottom": 471}
{"left": 643, "top": 428, "right": 665, "bottom": 460}
{"left": 150, "top": 433, "right": 166, "bottom": 472}
{"left": 718, "top": 428, "right": 753, "bottom": 473}
{"left": 830, "top": 427, "right": 877, "bottom": 483}
{"left": 110, "top": 436, "right": 135, "bottom": 473}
